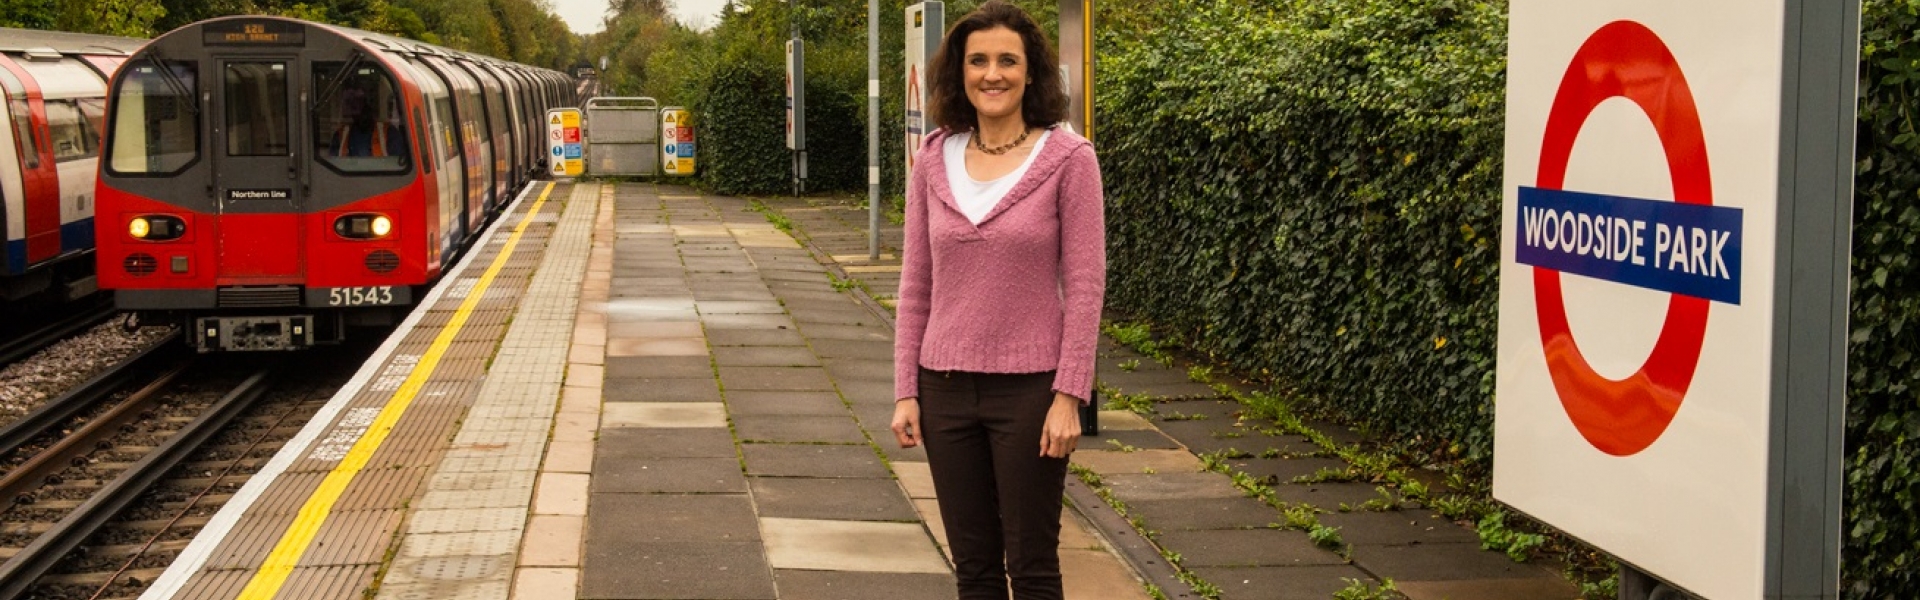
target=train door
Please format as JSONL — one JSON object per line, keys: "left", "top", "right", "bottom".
{"left": 17, "top": 57, "right": 111, "bottom": 258}
{"left": 212, "top": 58, "right": 302, "bottom": 280}
{"left": 0, "top": 57, "right": 60, "bottom": 267}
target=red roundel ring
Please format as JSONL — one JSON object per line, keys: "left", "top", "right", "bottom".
{"left": 1532, "top": 20, "right": 1711, "bottom": 457}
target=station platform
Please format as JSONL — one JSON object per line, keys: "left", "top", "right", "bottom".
{"left": 135, "top": 180, "right": 1585, "bottom": 600}
{"left": 134, "top": 181, "right": 1149, "bottom": 600}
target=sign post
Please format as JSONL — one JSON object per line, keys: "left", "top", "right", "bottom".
{"left": 904, "top": 2, "right": 942, "bottom": 175}
{"left": 786, "top": 38, "right": 807, "bottom": 195}
{"left": 1494, "top": 3, "right": 1857, "bottom": 599}
{"left": 547, "top": 108, "right": 583, "bottom": 178}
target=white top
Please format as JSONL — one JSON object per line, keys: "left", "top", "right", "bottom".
{"left": 943, "top": 129, "right": 1053, "bottom": 224}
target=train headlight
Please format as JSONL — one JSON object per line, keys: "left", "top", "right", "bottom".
{"left": 129, "top": 215, "right": 185, "bottom": 241}
{"left": 335, "top": 214, "right": 395, "bottom": 240}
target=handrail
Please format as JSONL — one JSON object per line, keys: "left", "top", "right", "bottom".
{"left": 584, "top": 96, "right": 658, "bottom": 111}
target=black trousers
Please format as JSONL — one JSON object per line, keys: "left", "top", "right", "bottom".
{"left": 918, "top": 367, "right": 1068, "bottom": 600}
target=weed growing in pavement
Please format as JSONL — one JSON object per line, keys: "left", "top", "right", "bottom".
{"left": 746, "top": 200, "right": 795, "bottom": 233}
{"left": 1333, "top": 578, "right": 1402, "bottom": 600}
{"left": 1293, "top": 466, "right": 1364, "bottom": 484}
{"left": 1105, "top": 438, "right": 1142, "bottom": 453}
{"left": 1144, "top": 583, "right": 1169, "bottom": 600}
{"left": 1100, "top": 385, "right": 1155, "bottom": 416}
{"left": 1119, "top": 359, "right": 1140, "bottom": 372}
{"left": 1258, "top": 447, "right": 1283, "bottom": 459}
{"left": 1159, "top": 410, "right": 1208, "bottom": 421}
{"left": 1477, "top": 511, "right": 1547, "bottom": 562}
{"left": 827, "top": 272, "right": 861, "bottom": 293}
{"left": 1307, "top": 524, "right": 1345, "bottom": 549}
{"left": 1187, "top": 365, "right": 1213, "bottom": 383}
{"left": 1577, "top": 573, "right": 1620, "bottom": 599}
{"left": 1358, "top": 487, "right": 1400, "bottom": 512}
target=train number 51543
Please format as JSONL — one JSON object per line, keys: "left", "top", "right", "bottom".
{"left": 328, "top": 286, "right": 396, "bottom": 306}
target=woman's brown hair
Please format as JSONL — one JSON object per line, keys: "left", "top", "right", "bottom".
{"left": 926, "top": 0, "right": 1068, "bottom": 133}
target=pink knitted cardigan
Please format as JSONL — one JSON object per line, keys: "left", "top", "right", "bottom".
{"left": 893, "top": 126, "right": 1107, "bottom": 402}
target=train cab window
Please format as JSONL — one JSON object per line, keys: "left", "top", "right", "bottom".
{"left": 223, "top": 62, "right": 289, "bottom": 156}
{"left": 314, "top": 62, "right": 410, "bottom": 174}
{"left": 107, "top": 61, "right": 199, "bottom": 175}
{"left": 45, "top": 100, "right": 98, "bottom": 162}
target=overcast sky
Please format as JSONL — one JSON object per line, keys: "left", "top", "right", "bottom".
{"left": 552, "top": 0, "right": 730, "bottom": 35}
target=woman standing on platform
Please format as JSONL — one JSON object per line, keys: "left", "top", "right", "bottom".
{"left": 889, "top": 2, "right": 1106, "bottom": 598}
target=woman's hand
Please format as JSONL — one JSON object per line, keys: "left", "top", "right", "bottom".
{"left": 1040, "top": 393, "right": 1082, "bottom": 458}
{"left": 891, "top": 398, "right": 923, "bottom": 449}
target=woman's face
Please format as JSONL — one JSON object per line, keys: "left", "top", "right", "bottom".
{"left": 962, "top": 25, "right": 1027, "bottom": 122}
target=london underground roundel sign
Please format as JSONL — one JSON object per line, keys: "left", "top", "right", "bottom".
{"left": 1523, "top": 20, "right": 1740, "bottom": 457}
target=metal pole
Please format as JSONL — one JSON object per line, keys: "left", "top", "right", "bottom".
{"left": 868, "top": 0, "right": 881, "bottom": 259}
{"left": 791, "top": 5, "right": 808, "bottom": 197}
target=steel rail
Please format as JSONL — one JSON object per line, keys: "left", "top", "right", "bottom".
{"left": 0, "top": 330, "right": 181, "bottom": 458}
{"left": 0, "top": 368, "right": 274, "bottom": 599}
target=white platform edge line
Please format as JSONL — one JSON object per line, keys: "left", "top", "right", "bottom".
{"left": 138, "top": 182, "right": 547, "bottom": 600}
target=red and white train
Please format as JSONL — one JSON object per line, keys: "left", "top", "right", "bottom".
{"left": 94, "top": 16, "right": 575, "bottom": 351}
{"left": 0, "top": 28, "right": 144, "bottom": 305}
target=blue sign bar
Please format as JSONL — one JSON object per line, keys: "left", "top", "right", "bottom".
{"left": 1515, "top": 187, "right": 1743, "bottom": 304}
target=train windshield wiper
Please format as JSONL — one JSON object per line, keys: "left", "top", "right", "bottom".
{"left": 311, "top": 51, "right": 365, "bottom": 113}
{"left": 143, "top": 51, "right": 197, "bottom": 116}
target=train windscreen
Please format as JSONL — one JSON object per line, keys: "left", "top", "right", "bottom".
{"left": 313, "top": 62, "right": 410, "bottom": 174}
{"left": 107, "top": 61, "right": 198, "bottom": 175}
{"left": 223, "top": 62, "right": 289, "bottom": 157}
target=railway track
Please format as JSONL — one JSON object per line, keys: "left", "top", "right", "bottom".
{"left": 0, "top": 299, "right": 117, "bottom": 371}
{"left": 0, "top": 343, "right": 364, "bottom": 600}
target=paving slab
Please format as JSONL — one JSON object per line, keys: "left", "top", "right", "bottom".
{"left": 1100, "top": 472, "right": 1246, "bottom": 502}
{"left": 835, "top": 379, "right": 899, "bottom": 405}
{"left": 1224, "top": 456, "right": 1352, "bottom": 484}
{"left": 711, "top": 345, "right": 822, "bottom": 367}
{"left": 1268, "top": 481, "right": 1397, "bottom": 509}
{"left": 1126, "top": 497, "right": 1284, "bottom": 531}
{"left": 732, "top": 414, "right": 868, "bottom": 443}
{"left": 600, "top": 403, "right": 729, "bottom": 428}
{"left": 1350, "top": 542, "right": 1559, "bottom": 582}
{"left": 604, "top": 356, "right": 715, "bottom": 379}
{"left": 605, "top": 321, "right": 703, "bottom": 339}
{"left": 604, "top": 337, "right": 708, "bottom": 356}
{"left": 705, "top": 328, "right": 807, "bottom": 346}
{"left": 740, "top": 443, "right": 889, "bottom": 478}
{"left": 716, "top": 365, "right": 838, "bottom": 392}
{"left": 1314, "top": 510, "right": 1480, "bottom": 546}
{"left": 1154, "top": 529, "right": 1348, "bottom": 567}
{"left": 585, "top": 493, "right": 761, "bottom": 544}
{"left": 771, "top": 570, "right": 955, "bottom": 600}
{"left": 793, "top": 324, "right": 892, "bottom": 343}
{"left": 819, "top": 358, "right": 894, "bottom": 380}
{"left": 810, "top": 339, "right": 894, "bottom": 361}
{"left": 1395, "top": 576, "right": 1583, "bottom": 600}
{"left": 749, "top": 477, "right": 918, "bottom": 521}
{"left": 1069, "top": 448, "right": 1205, "bottom": 475}
{"left": 579, "top": 541, "right": 775, "bottom": 600}
{"left": 591, "top": 457, "right": 748, "bottom": 494}
{"left": 595, "top": 427, "right": 738, "bottom": 459}
{"left": 1188, "top": 565, "right": 1377, "bottom": 600}
{"left": 760, "top": 517, "right": 949, "bottom": 574}
{"left": 1093, "top": 429, "right": 1184, "bottom": 451}
{"left": 724, "top": 390, "right": 848, "bottom": 416}
{"left": 601, "top": 377, "right": 722, "bottom": 403}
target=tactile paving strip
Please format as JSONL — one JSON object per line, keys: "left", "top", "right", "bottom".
{"left": 156, "top": 184, "right": 584, "bottom": 600}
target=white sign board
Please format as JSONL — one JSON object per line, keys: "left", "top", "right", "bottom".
{"left": 1496, "top": 5, "right": 1782, "bottom": 599}
{"left": 905, "top": 2, "right": 942, "bottom": 173}
{"left": 785, "top": 40, "right": 797, "bottom": 151}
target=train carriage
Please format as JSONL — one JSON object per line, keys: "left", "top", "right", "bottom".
{"left": 95, "top": 16, "right": 574, "bottom": 351}
{"left": 0, "top": 28, "right": 143, "bottom": 304}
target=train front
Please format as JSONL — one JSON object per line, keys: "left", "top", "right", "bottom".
{"left": 96, "top": 17, "right": 433, "bottom": 351}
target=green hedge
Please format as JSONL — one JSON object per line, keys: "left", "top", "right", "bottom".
{"left": 698, "top": 43, "right": 790, "bottom": 195}
{"left": 1098, "top": 0, "right": 1507, "bottom": 457}
{"left": 1098, "top": 1, "right": 1919, "bottom": 596}
{"left": 1846, "top": 1, "right": 1920, "bottom": 595}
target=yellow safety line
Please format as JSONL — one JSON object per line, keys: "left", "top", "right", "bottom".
{"left": 235, "top": 182, "right": 557, "bottom": 599}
